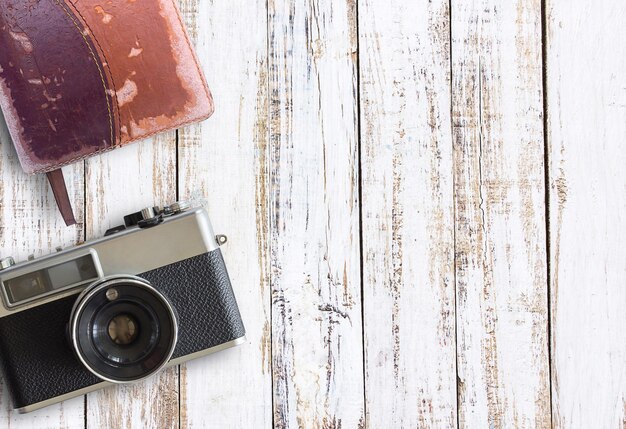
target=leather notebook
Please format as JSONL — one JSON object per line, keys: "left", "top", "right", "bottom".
{"left": 0, "top": 0, "right": 214, "bottom": 225}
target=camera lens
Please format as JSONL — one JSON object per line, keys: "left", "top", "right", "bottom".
{"left": 108, "top": 314, "right": 138, "bottom": 345}
{"left": 69, "top": 276, "right": 177, "bottom": 383}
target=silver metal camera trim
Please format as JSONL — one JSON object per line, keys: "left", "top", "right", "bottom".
{"left": 16, "top": 336, "right": 246, "bottom": 414}
{"left": 0, "top": 208, "right": 220, "bottom": 317}
{"left": 69, "top": 275, "right": 179, "bottom": 385}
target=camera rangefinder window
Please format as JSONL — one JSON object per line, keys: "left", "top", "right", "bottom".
{"left": 4, "top": 255, "right": 99, "bottom": 305}
{"left": 4, "top": 272, "right": 48, "bottom": 304}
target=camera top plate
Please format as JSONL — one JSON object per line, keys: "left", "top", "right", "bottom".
{"left": 0, "top": 207, "right": 220, "bottom": 317}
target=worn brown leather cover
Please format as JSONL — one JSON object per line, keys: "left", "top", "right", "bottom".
{"left": 0, "top": 0, "right": 214, "bottom": 173}
{"left": 0, "top": 0, "right": 213, "bottom": 213}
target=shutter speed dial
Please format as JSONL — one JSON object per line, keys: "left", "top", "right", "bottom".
{"left": 122, "top": 201, "right": 191, "bottom": 230}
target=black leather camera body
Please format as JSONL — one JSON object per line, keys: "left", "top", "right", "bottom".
{"left": 0, "top": 202, "right": 245, "bottom": 413}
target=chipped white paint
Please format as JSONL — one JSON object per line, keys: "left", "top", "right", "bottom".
{"left": 84, "top": 133, "right": 179, "bottom": 429}
{"left": 176, "top": 0, "right": 272, "bottom": 428}
{"left": 0, "top": 1, "right": 623, "bottom": 427}
{"left": 451, "top": 1, "right": 551, "bottom": 428}
{"left": 0, "top": 114, "right": 84, "bottom": 428}
{"left": 268, "top": 0, "right": 365, "bottom": 427}
{"left": 546, "top": 1, "right": 626, "bottom": 428}
{"left": 359, "top": 1, "right": 457, "bottom": 427}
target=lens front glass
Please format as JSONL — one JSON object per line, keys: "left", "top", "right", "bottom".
{"left": 90, "top": 299, "right": 158, "bottom": 366}
{"left": 71, "top": 278, "right": 177, "bottom": 383}
{"left": 108, "top": 314, "right": 139, "bottom": 345}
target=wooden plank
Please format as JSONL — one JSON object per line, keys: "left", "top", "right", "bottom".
{"left": 0, "top": 118, "right": 85, "bottom": 427}
{"left": 451, "top": 0, "right": 551, "bottom": 427}
{"left": 268, "top": 0, "right": 365, "bottom": 427}
{"left": 546, "top": 2, "right": 626, "bottom": 427}
{"left": 359, "top": 1, "right": 457, "bottom": 427}
{"left": 176, "top": 0, "right": 272, "bottom": 428}
{"left": 84, "top": 134, "right": 179, "bottom": 429}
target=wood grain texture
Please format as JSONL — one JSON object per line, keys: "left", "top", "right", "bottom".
{"left": 268, "top": 0, "right": 365, "bottom": 427}
{"left": 1, "top": 1, "right": 624, "bottom": 427}
{"left": 546, "top": 1, "right": 626, "bottom": 428}
{"left": 0, "top": 118, "right": 85, "bottom": 428}
{"left": 176, "top": 0, "right": 272, "bottom": 427}
{"left": 84, "top": 133, "right": 179, "bottom": 429}
{"left": 451, "top": 1, "right": 551, "bottom": 427}
{"left": 359, "top": 0, "right": 457, "bottom": 427}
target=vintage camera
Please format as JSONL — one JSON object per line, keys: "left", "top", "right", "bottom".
{"left": 0, "top": 202, "right": 245, "bottom": 413}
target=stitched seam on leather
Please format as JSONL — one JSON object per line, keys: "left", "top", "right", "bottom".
{"left": 30, "top": 111, "right": 212, "bottom": 174}
{"left": 28, "top": 0, "right": 214, "bottom": 174}
{"left": 53, "top": 0, "right": 114, "bottom": 147}
{"left": 66, "top": 0, "right": 122, "bottom": 141}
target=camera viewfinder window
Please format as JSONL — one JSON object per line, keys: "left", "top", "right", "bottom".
{"left": 4, "top": 255, "right": 99, "bottom": 305}
{"left": 47, "top": 256, "right": 98, "bottom": 290}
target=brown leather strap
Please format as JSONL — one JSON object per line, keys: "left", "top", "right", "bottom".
{"left": 46, "top": 169, "right": 76, "bottom": 226}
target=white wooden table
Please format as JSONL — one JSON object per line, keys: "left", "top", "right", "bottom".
{"left": 0, "top": 1, "right": 624, "bottom": 428}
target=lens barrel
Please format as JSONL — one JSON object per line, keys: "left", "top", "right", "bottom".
{"left": 69, "top": 276, "right": 178, "bottom": 384}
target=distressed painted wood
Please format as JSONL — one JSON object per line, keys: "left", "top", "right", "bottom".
{"left": 0, "top": 119, "right": 85, "bottom": 428}
{"left": 358, "top": 0, "right": 457, "bottom": 427}
{"left": 451, "top": 1, "right": 551, "bottom": 427}
{"left": 0, "top": 1, "right": 625, "bottom": 427}
{"left": 268, "top": 0, "right": 365, "bottom": 427}
{"left": 84, "top": 133, "right": 179, "bottom": 429}
{"left": 176, "top": 0, "right": 273, "bottom": 427}
{"left": 546, "top": 2, "right": 626, "bottom": 428}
